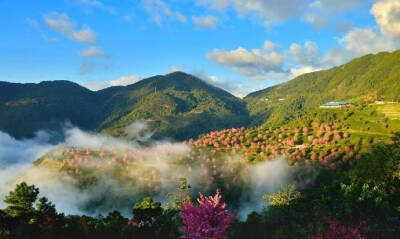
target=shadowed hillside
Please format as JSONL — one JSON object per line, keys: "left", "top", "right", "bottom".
{"left": 0, "top": 72, "right": 250, "bottom": 140}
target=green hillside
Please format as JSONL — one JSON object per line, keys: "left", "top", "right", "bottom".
{"left": 245, "top": 50, "right": 400, "bottom": 126}
{"left": 0, "top": 72, "right": 250, "bottom": 140}
{"left": 97, "top": 72, "right": 250, "bottom": 140}
{"left": 0, "top": 81, "right": 102, "bottom": 137}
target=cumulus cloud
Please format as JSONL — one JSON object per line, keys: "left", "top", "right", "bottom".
{"left": 302, "top": 0, "right": 361, "bottom": 30}
{"left": 371, "top": 0, "right": 400, "bottom": 40}
{"left": 83, "top": 75, "right": 143, "bottom": 91}
{"left": 196, "top": 0, "right": 362, "bottom": 28}
{"left": 44, "top": 12, "right": 97, "bottom": 44}
{"left": 340, "top": 27, "right": 396, "bottom": 55}
{"left": 196, "top": 0, "right": 307, "bottom": 24}
{"left": 206, "top": 40, "right": 325, "bottom": 84}
{"left": 207, "top": 41, "right": 285, "bottom": 77}
{"left": 142, "top": 0, "right": 187, "bottom": 24}
{"left": 322, "top": 26, "right": 398, "bottom": 66}
{"left": 290, "top": 41, "right": 321, "bottom": 67}
{"left": 192, "top": 15, "right": 218, "bottom": 29}
{"left": 110, "top": 75, "right": 142, "bottom": 86}
{"left": 302, "top": 14, "right": 329, "bottom": 30}
{"left": 78, "top": 46, "right": 109, "bottom": 58}
{"left": 310, "top": 0, "right": 361, "bottom": 12}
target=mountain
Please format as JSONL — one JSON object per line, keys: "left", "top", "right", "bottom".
{"left": 96, "top": 72, "right": 250, "bottom": 140}
{"left": 244, "top": 50, "right": 400, "bottom": 126}
{"left": 0, "top": 72, "right": 250, "bottom": 140}
{"left": 0, "top": 81, "right": 102, "bottom": 138}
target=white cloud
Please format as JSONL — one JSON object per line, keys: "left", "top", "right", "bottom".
{"left": 78, "top": 46, "right": 109, "bottom": 58}
{"left": 192, "top": 15, "right": 218, "bottom": 29}
{"left": 340, "top": 27, "right": 396, "bottom": 55}
{"left": 110, "top": 75, "right": 142, "bottom": 86}
{"left": 196, "top": 0, "right": 307, "bottom": 24}
{"left": 83, "top": 76, "right": 143, "bottom": 91}
{"left": 302, "top": 14, "right": 329, "bottom": 29}
{"left": 371, "top": 0, "right": 400, "bottom": 40}
{"left": 44, "top": 13, "right": 97, "bottom": 44}
{"left": 323, "top": 27, "right": 398, "bottom": 66}
{"left": 142, "top": 0, "right": 187, "bottom": 24}
{"left": 193, "top": 71, "right": 249, "bottom": 97}
{"left": 290, "top": 41, "right": 320, "bottom": 67}
{"left": 310, "top": 0, "right": 361, "bottom": 12}
{"left": 76, "top": 0, "right": 116, "bottom": 14}
{"left": 289, "top": 66, "right": 321, "bottom": 79}
{"left": 207, "top": 41, "right": 285, "bottom": 77}
{"left": 198, "top": 0, "right": 365, "bottom": 30}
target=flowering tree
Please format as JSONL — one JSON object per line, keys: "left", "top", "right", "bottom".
{"left": 311, "top": 220, "right": 367, "bottom": 239}
{"left": 180, "top": 190, "right": 236, "bottom": 239}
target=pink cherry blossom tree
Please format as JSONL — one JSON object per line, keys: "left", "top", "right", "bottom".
{"left": 180, "top": 190, "right": 236, "bottom": 239}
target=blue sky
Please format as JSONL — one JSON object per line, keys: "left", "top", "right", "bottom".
{"left": 1, "top": 0, "right": 400, "bottom": 97}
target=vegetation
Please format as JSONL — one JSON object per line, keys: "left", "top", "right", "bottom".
{"left": 2, "top": 50, "right": 400, "bottom": 238}
{"left": 2, "top": 140, "right": 400, "bottom": 238}
{"left": 3, "top": 50, "right": 400, "bottom": 141}
{"left": 245, "top": 50, "right": 400, "bottom": 126}
{"left": 0, "top": 72, "right": 250, "bottom": 140}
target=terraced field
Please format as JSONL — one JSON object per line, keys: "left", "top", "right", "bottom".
{"left": 376, "top": 103, "right": 400, "bottom": 120}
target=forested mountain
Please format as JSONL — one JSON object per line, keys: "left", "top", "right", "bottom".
{"left": 244, "top": 50, "right": 400, "bottom": 126}
{"left": 2, "top": 50, "right": 400, "bottom": 140}
{"left": 0, "top": 72, "right": 250, "bottom": 140}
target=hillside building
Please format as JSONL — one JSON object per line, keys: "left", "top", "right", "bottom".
{"left": 320, "top": 101, "right": 350, "bottom": 108}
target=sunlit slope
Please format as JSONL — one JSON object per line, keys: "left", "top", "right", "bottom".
{"left": 245, "top": 50, "right": 400, "bottom": 126}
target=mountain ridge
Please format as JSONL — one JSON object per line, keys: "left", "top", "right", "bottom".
{"left": 0, "top": 72, "right": 250, "bottom": 140}
{"left": 2, "top": 50, "right": 400, "bottom": 139}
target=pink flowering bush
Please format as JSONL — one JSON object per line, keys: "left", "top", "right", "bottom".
{"left": 180, "top": 190, "right": 236, "bottom": 239}
{"left": 311, "top": 220, "right": 367, "bottom": 239}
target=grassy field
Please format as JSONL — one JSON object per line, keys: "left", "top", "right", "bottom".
{"left": 376, "top": 103, "right": 400, "bottom": 120}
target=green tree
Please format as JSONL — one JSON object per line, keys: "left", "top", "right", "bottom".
{"left": 132, "top": 197, "right": 162, "bottom": 227}
{"left": 36, "top": 197, "right": 57, "bottom": 217}
{"left": 4, "top": 182, "right": 39, "bottom": 219}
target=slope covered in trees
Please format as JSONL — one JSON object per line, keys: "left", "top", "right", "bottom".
{"left": 0, "top": 72, "right": 250, "bottom": 140}
{"left": 245, "top": 50, "right": 400, "bottom": 126}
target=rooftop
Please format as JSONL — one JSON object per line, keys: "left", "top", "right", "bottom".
{"left": 321, "top": 101, "right": 350, "bottom": 107}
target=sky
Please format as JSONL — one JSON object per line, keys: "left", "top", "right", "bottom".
{"left": 1, "top": 0, "right": 400, "bottom": 97}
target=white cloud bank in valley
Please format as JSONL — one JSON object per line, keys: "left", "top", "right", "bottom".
{"left": 0, "top": 124, "right": 294, "bottom": 218}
